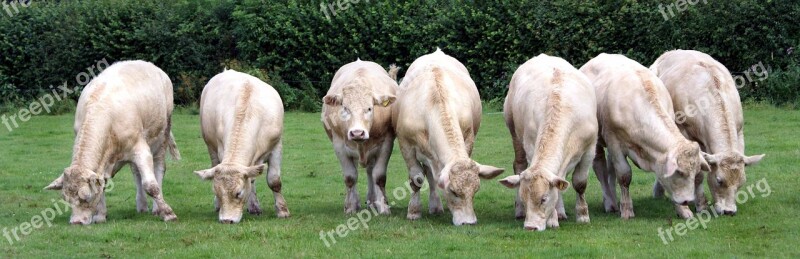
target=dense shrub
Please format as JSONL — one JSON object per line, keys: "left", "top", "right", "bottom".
{"left": 0, "top": 0, "right": 797, "bottom": 111}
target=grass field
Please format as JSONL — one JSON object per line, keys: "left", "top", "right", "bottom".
{"left": 0, "top": 105, "right": 797, "bottom": 258}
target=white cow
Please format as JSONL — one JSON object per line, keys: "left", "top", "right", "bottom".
{"left": 580, "top": 53, "right": 710, "bottom": 219}
{"left": 651, "top": 50, "right": 764, "bottom": 215}
{"left": 321, "top": 59, "right": 398, "bottom": 214}
{"left": 392, "top": 48, "right": 505, "bottom": 226}
{"left": 195, "top": 69, "right": 290, "bottom": 223}
{"left": 45, "top": 60, "right": 180, "bottom": 225}
{"left": 499, "top": 54, "right": 597, "bottom": 231}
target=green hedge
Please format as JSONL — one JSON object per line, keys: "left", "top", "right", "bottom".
{"left": 1, "top": 0, "right": 798, "bottom": 111}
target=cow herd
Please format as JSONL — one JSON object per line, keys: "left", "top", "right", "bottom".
{"left": 44, "top": 49, "right": 764, "bottom": 231}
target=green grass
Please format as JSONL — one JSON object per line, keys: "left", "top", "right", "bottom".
{"left": 0, "top": 106, "right": 798, "bottom": 258}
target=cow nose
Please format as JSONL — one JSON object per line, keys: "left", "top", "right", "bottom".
{"left": 524, "top": 226, "right": 539, "bottom": 231}
{"left": 70, "top": 219, "right": 88, "bottom": 225}
{"left": 680, "top": 201, "right": 689, "bottom": 206}
{"left": 220, "top": 219, "right": 235, "bottom": 224}
{"left": 349, "top": 130, "right": 366, "bottom": 140}
{"left": 723, "top": 210, "right": 736, "bottom": 216}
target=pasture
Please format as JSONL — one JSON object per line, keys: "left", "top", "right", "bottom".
{"left": 0, "top": 104, "right": 797, "bottom": 258}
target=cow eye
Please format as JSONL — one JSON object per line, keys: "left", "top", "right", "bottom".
{"left": 235, "top": 190, "right": 244, "bottom": 199}
{"left": 716, "top": 177, "right": 724, "bottom": 186}
{"left": 449, "top": 189, "right": 459, "bottom": 198}
{"left": 540, "top": 195, "right": 548, "bottom": 204}
{"left": 367, "top": 107, "right": 372, "bottom": 113}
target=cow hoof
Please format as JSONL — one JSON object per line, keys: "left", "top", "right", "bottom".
{"left": 621, "top": 210, "right": 635, "bottom": 219}
{"left": 577, "top": 214, "right": 590, "bottom": 223}
{"left": 276, "top": 209, "right": 291, "bottom": 218}
{"left": 92, "top": 215, "right": 107, "bottom": 224}
{"left": 248, "top": 207, "right": 263, "bottom": 215}
{"left": 558, "top": 212, "right": 568, "bottom": 220}
{"left": 407, "top": 213, "right": 422, "bottom": 220}
{"left": 429, "top": 207, "right": 444, "bottom": 215}
{"left": 677, "top": 209, "right": 693, "bottom": 219}
{"left": 162, "top": 213, "right": 177, "bottom": 222}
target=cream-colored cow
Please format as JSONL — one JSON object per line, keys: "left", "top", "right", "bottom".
{"left": 498, "top": 54, "right": 597, "bottom": 231}
{"left": 580, "top": 53, "right": 710, "bottom": 219}
{"left": 45, "top": 60, "right": 181, "bottom": 225}
{"left": 321, "top": 59, "right": 398, "bottom": 214}
{"left": 651, "top": 50, "right": 764, "bottom": 215}
{"left": 392, "top": 48, "right": 504, "bottom": 226}
{"left": 195, "top": 69, "right": 289, "bottom": 223}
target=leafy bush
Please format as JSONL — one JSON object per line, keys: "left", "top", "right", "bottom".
{"left": 0, "top": 0, "right": 797, "bottom": 111}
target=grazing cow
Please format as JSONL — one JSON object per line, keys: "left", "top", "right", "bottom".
{"left": 580, "top": 53, "right": 710, "bottom": 219}
{"left": 651, "top": 50, "right": 764, "bottom": 215}
{"left": 498, "top": 54, "right": 597, "bottom": 231}
{"left": 321, "top": 59, "right": 399, "bottom": 214}
{"left": 392, "top": 48, "right": 505, "bottom": 226}
{"left": 195, "top": 70, "right": 290, "bottom": 223}
{"left": 45, "top": 60, "right": 181, "bottom": 225}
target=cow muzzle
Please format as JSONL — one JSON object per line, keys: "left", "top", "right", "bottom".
{"left": 348, "top": 129, "right": 369, "bottom": 142}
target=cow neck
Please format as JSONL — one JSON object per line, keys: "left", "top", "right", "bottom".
{"left": 70, "top": 108, "right": 113, "bottom": 174}
{"left": 704, "top": 123, "right": 740, "bottom": 154}
{"left": 222, "top": 84, "right": 258, "bottom": 166}
{"left": 528, "top": 88, "right": 570, "bottom": 176}
{"left": 427, "top": 66, "right": 470, "bottom": 165}
{"left": 696, "top": 90, "right": 741, "bottom": 154}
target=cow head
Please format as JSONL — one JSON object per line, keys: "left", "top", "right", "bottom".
{"left": 323, "top": 82, "right": 395, "bottom": 142}
{"left": 702, "top": 151, "right": 764, "bottom": 215}
{"left": 660, "top": 141, "right": 708, "bottom": 205}
{"left": 195, "top": 163, "right": 264, "bottom": 224}
{"left": 499, "top": 170, "right": 569, "bottom": 231}
{"left": 45, "top": 166, "right": 106, "bottom": 225}
{"left": 437, "top": 160, "right": 504, "bottom": 226}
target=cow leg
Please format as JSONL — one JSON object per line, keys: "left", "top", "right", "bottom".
{"left": 247, "top": 178, "right": 262, "bottom": 215}
{"left": 593, "top": 144, "right": 618, "bottom": 213}
{"left": 365, "top": 164, "right": 376, "bottom": 208}
{"left": 131, "top": 164, "right": 149, "bottom": 213}
{"left": 653, "top": 180, "right": 665, "bottom": 199}
{"left": 367, "top": 137, "right": 392, "bottom": 215}
{"left": 573, "top": 150, "right": 593, "bottom": 223}
{"left": 511, "top": 127, "right": 527, "bottom": 219}
{"left": 556, "top": 193, "right": 567, "bottom": 220}
{"left": 547, "top": 206, "right": 560, "bottom": 229}
{"left": 93, "top": 192, "right": 107, "bottom": 223}
{"left": 207, "top": 144, "right": 222, "bottom": 212}
{"left": 267, "top": 142, "right": 290, "bottom": 218}
{"left": 693, "top": 172, "right": 708, "bottom": 212}
{"left": 423, "top": 164, "right": 443, "bottom": 214}
{"left": 608, "top": 148, "right": 634, "bottom": 219}
{"left": 132, "top": 141, "right": 176, "bottom": 221}
{"left": 401, "top": 142, "right": 424, "bottom": 220}
{"left": 151, "top": 144, "right": 167, "bottom": 214}
{"left": 336, "top": 144, "right": 360, "bottom": 214}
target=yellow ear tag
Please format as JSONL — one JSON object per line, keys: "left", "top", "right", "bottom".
{"left": 382, "top": 100, "right": 390, "bottom": 107}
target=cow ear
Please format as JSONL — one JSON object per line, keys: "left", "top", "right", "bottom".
{"left": 477, "top": 163, "right": 505, "bottom": 179}
{"left": 373, "top": 94, "right": 396, "bottom": 107}
{"left": 323, "top": 94, "right": 342, "bottom": 106}
{"left": 45, "top": 175, "right": 64, "bottom": 190}
{"left": 499, "top": 175, "right": 521, "bottom": 189}
{"left": 194, "top": 168, "right": 216, "bottom": 180}
{"left": 244, "top": 164, "right": 265, "bottom": 178}
{"left": 744, "top": 154, "right": 765, "bottom": 166}
{"left": 551, "top": 177, "right": 570, "bottom": 191}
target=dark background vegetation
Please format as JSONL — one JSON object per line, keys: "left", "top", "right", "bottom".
{"left": 0, "top": 0, "right": 798, "bottom": 111}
